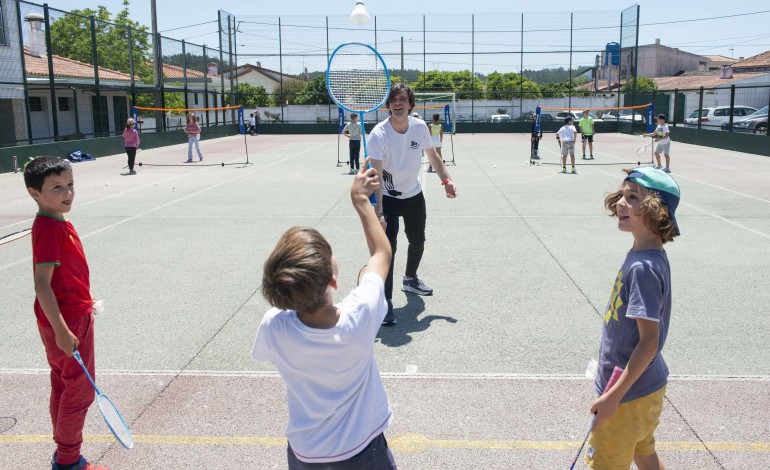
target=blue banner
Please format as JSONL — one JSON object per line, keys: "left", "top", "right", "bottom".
{"left": 238, "top": 106, "right": 246, "bottom": 134}
{"left": 647, "top": 105, "right": 654, "bottom": 133}
{"left": 338, "top": 107, "right": 345, "bottom": 134}
{"left": 131, "top": 106, "right": 139, "bottom": 130}
{"left": 534, "top": 106, "right": 541, "bottom": 132}
{"left": 443, "top": 104, "right": 451, "bottom": 132}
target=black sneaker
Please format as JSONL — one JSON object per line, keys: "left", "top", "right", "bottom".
{"left": 381, "top": 299, "right": 396, "bottom": 326}
{"left": 402, "top": 276, "right": 433, "bottom": 295}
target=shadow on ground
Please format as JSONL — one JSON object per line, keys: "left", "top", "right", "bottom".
{"left": 376, "top": 294, "right": 457, "bottom": 347}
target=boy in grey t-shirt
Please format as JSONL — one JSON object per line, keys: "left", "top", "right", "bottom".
{"left": 586, "top": 167, "right": 681, "bottom": 469}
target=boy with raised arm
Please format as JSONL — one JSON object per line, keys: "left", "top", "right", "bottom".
{"left": 252, "top": 161, "right": 396, "bottom": 469}
{"left": 24, "top": 156, "right": 107, "bottom": 470}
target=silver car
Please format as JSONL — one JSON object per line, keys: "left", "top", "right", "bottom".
{"left": 684, "top": 106, "right": 757, "bottom": 129}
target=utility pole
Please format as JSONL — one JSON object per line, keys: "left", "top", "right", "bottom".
{"left": 151, "top": 0, "right": 163, "bottom": 130}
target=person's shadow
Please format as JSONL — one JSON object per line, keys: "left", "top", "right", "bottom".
{"left": 376, "top": 294, "right": 457, "bottom": 347}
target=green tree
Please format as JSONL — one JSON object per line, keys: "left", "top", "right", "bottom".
{"left": 294, "top": 75, "right": 332, "bottom": 105}
{"left": 227, "top": 83, "right": 271, "bottom": 107}
{"left": 49, "top": 1, "right": 153, "bottom": 83}
{"left": 273, "top": 78, "right": 308, "bottom": 105}
{"left": 412, "top": 70, "right": 482, "bottom": 99}
{"left": 485, "top": 72, "right": 541, "bottom": 100}
{"left": 621, "top": 77, "right": 657, "bottom": 92}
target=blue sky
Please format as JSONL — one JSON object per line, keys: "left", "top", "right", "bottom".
{"left": 42, "top": 0, "right": 770, "bottom": 74}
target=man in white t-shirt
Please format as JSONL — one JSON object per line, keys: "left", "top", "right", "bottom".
{"left": 367, "top": 83, "right": 458, "bottom": 325}
{"left": 252, "top": 167, "right": 396, "bottom": 468}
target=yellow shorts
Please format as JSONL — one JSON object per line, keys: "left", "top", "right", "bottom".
{"left": 584, "top": 386, "right": 666, "bottom": 470}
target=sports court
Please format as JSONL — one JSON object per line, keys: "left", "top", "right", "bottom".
{"left": 1, "top": 131, "right": 769, "bottom": 468}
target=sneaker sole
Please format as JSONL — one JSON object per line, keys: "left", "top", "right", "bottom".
{"left": 381, "top": 319, "right": 397, "bottom": 326}
{"left": 401, "top": 285, "right": 433, "bottom": 296}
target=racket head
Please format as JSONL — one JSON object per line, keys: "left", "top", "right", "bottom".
{"left": 98, "top": 394, "right": 134, "bottom": 449}
{"left": 326, "top": 42, "right": 390, "bottom": 114}
{"left": 637, "top": 145, "right": 648, "bottom": 155}
{"left": 357, "top": 264, "right": 368, "bottom": 286}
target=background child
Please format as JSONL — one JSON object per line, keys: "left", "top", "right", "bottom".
{"left": 252, "top": 161, "right": 396, "bottom": 469}
{"left": 587, "top": 167, "right": 681, "bottom": 470}
{"left": 184, "top": 113, "right": 203, "bottom": 162}
{"left": 556, "top": 116, "right": 577, "bottom": 173}
{"left": 24, "top": 157, "right": 107, "bottom": 470}
{"left": 530, "top": 114, "right": 542, "bottom": 160}
{"left": 248, "top": 113, "right": 256, "bottom": 136}
{"left": 428, "top": 113, "right": 444, "bottom": 173}
{"left": 643, "top": 114, "right": 671, "bottom": 173}
{"left": 342, "top": 113, "right": 362, "bottom": 175}
{"left": 122, "top": 118, "right": 140, "bottom": 175}
{"left": 579, "top": 109, "right": 595, "bottom": 160}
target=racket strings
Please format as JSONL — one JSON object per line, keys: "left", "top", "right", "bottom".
{"left": 99, "top": 395, "right": 133, "bottom": 448}
{"left": 328, "top": 45, "right": 388, "bottom": 112}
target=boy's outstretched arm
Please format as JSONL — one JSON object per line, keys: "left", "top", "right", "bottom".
{"left": 351, "top": 159, "right": 392, "bottom": 281}
{"left": 591, "top": 318, "right": 660, "bottom": 428}
{"left": 34, "top": 264, "right": 79, "bottom": 356}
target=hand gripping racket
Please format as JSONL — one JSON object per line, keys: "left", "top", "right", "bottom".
{"left": 326, "top": 42, "right": 391, "bottom": 206}
{"left": 569, "top": 366, "right": 623, "bottom": 469}
{"left": 73, "top": 349, "right": 134, "bottom": 449}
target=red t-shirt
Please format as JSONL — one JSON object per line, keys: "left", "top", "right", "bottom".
{"left": 32, "top": 213, "right": 91, "bottom": 327}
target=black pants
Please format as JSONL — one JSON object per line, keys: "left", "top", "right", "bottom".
{"left": 383, "top": 192, "right": 426, "bottom": 299}
{"left": 287, "top": 433, "right": 396, "bottom": 469}
{"left": 125, "top": 147, "right": 137, "bottom": 171}
{"left": 349, "top": 140, "right": 361, "bottom": 170}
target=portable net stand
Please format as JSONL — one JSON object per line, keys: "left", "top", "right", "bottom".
{"left": 132, "top": 105, "right": 253, "bottom": 168}
{"left": 530, "top": 104, "right": 655, "bottom": 168}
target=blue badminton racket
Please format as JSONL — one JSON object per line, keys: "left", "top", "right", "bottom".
{"left": 326, "top": 42, "right": 391, "bottom": 205}
{"left": 73, "top": 349, "right": 134, "bottom": 449}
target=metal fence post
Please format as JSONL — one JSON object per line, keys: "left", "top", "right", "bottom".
{"left": 43, "top": 4, "right": 59, "bottom": 141}
{"left": 90, "top": 16, "right": 102, "bottom": 137}
{"left": 727, "top": 84, "right": 736, "bottom": 132}
{"left": 16, "top": 0, "right": 34, "bottom": 144}
{"left": 697, "top": 86, "right": 704, "bottom": 130}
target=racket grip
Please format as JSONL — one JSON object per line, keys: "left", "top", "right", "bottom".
{"left": 365, "top": 160, "right": 377, "bottom": 206}
{"left": 603, "top": 366, "right": 624, "bottom": 394}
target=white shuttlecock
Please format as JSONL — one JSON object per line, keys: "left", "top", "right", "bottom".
{"left": 585, "top": 358, "right": 598, "bottom": 380}
{"left": 92, "top": 299, "right": 104, "bottom": 316}
{"left": 350, "top": 1, "right": 370, "bottom": 26}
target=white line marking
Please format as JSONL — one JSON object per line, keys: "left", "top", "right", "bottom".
{"left": 0, "top": 143, "right": 327, "bottom": 273}
{"left": 1, "top": 368, "right": 768, "bottom": 381}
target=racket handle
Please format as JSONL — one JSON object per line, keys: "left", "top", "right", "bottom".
{"left": 365, "top": 160, "right": 377, "bottom": 206}
{"left": 603, "top": 366, "right": 624, "bottom": 394}
{"left": 73, "top": 349, "right": 100, "bottom": 394}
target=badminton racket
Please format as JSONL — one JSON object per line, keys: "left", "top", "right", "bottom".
{"left": 637, "top": 137, "right": 655, "bottom": 155}
{"left": 357, "top": 263, "right": 368, "bottom": 286}
{"left": 73, "top": 349, "right": 134, "bottom": 449}
{"left": 569, "top": 366, "right": 623, "bottom": 469}
{"left": 0, "top": 227, "right": 32, "bottom": 246}
{"left": 326, "top": 42, "right": 391, "bottom": 206}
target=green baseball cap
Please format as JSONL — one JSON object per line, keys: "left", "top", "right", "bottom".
{"left": 625, "top": 167, "right": 681, "bottom": 235}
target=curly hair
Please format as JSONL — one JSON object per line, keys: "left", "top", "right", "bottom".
{"left": 261, "top": 227, "right": 333, "bottom": 313}
{"left": 604, "top": 170, "right": 679, "bottom": 244}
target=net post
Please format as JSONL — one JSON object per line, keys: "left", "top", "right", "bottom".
{"left": 534, "top": 106, "right": 541, "bottom": 133}
{"left": 646, "top": 104, "right": 654, "bottom": 133}
{"left": 238, "top": 106, "right": 245, "bottom": 134}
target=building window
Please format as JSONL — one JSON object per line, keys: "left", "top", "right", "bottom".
{"left": 29, "top": 97, "right": 42, "bottom": 112}
{"left": 58, "top": 97, "right": 70, "bottom": 111}
{"left": 194, "top": 93, "right": 199, "bottom": 105}
{"left": 0, "top": 4, "right": 6, "bottom": 46}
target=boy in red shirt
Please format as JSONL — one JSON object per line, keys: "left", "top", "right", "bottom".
{"left": 24, "top": 157, "right": 107, "bottom": 470}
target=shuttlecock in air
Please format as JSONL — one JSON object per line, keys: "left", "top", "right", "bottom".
{"left": 92, "top": 299, "right": 104, "bottom": 316}
{"left": 350, "top": 1, "right": 370, "bottom": 26}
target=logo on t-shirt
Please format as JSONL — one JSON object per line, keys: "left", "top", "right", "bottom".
{"left": 409, "top": 141, "right": 419, "bottom": 150}
{"left": 382, "top": 170, "right": 402, "bottom": 197}
{"left": 604, "top": 270, "right": 624, "bottom": 324}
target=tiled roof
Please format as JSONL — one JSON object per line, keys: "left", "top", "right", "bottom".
{"left": 703, "top": 55, "right": 735, "bottom": 62}
{"left": 731, "top": 50, "right": 770, "bottom": 69}
{"left": 653, "top": 72, "right": 767, "bottom": 90}
{"left": 25, "top": 50, "right": 134, "bottom": 81}
{"left": 161, "top": 63, "right": 205, "bottom": 79}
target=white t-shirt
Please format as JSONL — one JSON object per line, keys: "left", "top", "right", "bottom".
{"left": 557, "top": 124, "right": 577, "bottom": 142}
{"left": 367, "top": 116, "right": 433, "bottom": 199}
{"left": 655, "top": 123, "right": 671, "bottom": 145}
{"left": 251, "top": 272, "right": 392, "bottom": 463}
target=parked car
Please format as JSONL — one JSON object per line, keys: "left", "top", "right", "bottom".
{"left": 490, "top": 114, "right": 512, "bottom": 123}
{"left": 553, "top": 111, "right": 603, "bottom": 123}
{"left": 720, "top": 106, "right": 768, "bottom": 134}
{"left": 603, "top": 109, "right": 646, "bottom": 123}
{"left": 684, "top": 106, "right": 757, "bottom": 129}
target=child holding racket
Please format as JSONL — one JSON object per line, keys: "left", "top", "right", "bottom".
{"left": 122, "top": 118, "right": 140, "bottom": 175}
{"left": 342, "top": 113, "right": 362, "bottom": 174}
{"left": 585, "top": 167, "right": 681, "bottom": 469}
{"left": 23, "top": 156, "right": 108, "bottom": 470}
{"left": 427, "top": 113, "right": 444, "bottom": 173}
{"left": 556, "top": 116, "right": 577, "bottom": 173}
{"left": 642, "top": 114, "right": 671, "bottom": 173}
{"left": 253, "top": 162, "right": 396, "bottom": 469}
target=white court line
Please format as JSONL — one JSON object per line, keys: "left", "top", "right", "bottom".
{"left": 0, "top": 143, "right": 327, "bottom": 272}
{"left": 1, "top": 368, "right": 769, "bottom": 381}
{"left": 592, "top": 166, "right": 770, "bottom": 241}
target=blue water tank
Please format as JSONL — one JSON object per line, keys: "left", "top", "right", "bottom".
{"left": 605, "top": 42, "right": 620, "bottom": 66}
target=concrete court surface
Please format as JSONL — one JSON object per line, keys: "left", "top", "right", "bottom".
{"left": 0, "top": 131, "right": 768, "bottom": 469}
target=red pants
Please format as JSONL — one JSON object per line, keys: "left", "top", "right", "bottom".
{"left": 38, "top": 313, "right": 96, "bottom": 465}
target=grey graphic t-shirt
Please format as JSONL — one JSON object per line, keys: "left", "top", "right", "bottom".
{"left": 595, "top": 249, "right": 672, "bottom": 402}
